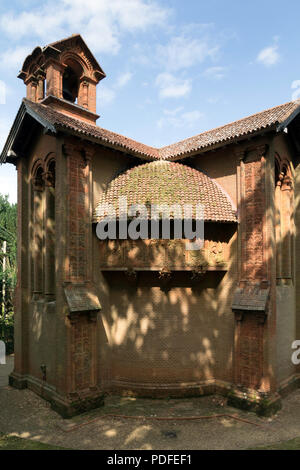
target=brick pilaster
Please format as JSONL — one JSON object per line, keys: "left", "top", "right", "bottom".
{"left": 62, "top": 140, "right": 99, "bottom": 396}
{"left": 233, "top": 144, "right": 275, "bottom": 393}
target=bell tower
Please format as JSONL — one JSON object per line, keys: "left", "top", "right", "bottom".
{"left": 18, "top": 34, "right": 106, "bottom": 124}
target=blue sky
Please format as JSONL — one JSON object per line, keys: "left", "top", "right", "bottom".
{"left": 0, "top": 0, "right": 300, "bottom": 203}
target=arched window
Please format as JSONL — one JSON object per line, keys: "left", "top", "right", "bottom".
{"left": 275, "top": 155, "right": 294, "bottom": 284}
{"left": 44, "top": 160, "right": 56, "bottom": 300}
{"left": 63, "top": 66, "right": 79, "bottom": 103}
{"left": 32, "top": 166, "right": 44, "bottom": 299}
{"left": 31, "top": 158, "right": 56, "bottom": 301}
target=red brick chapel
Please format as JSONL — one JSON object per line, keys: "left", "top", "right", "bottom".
{"left": 1, "top": 34, "right": 300, "bottom": 417}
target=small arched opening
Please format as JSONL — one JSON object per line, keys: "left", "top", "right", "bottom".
{"left": 63, "top": 66, "right": 79, "bottom": 103}
{"left": 62, "top": 58, "right": 83, "bottom": 103}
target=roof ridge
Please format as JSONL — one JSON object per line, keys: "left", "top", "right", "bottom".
{"left": 159, "top": 100, "right": 300, "bottom": 153}
{"left": 23, "top": 98, "right": 159, "bottom": 157}
{"left": 20, "top": 97, "right": 300, "bottom": 162}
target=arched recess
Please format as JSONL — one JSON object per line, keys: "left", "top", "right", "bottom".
{"left": 275, "top": 154, "right": 294, "bottom": 284}
{"left": 32, "top": 164, "right": 45, "bottom": 299}
{"left": 62, "top": 57, "right": 84, "bottom": 103}
{"left": 61, "top": 51, "right": 95, "bottom": 109}
{"left": 44, "top": 157, "right": 56, "bottom": 300}
{"left": 30, "top": 154, "right": 56, "bottom": 300}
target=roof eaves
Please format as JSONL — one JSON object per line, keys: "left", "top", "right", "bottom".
{"left": 276, "top": 105, "right": 300, "bottom": 132}
{"left": 24, "top": 101, "right": 57, "bottom": 134}
{"left": 0, "top": 100, "right": 57, "bottom": 164}
{"left": 54, "top": 122, "right": 158, "bottom": 160}
{"left": 160, "top": 124, "right": 277, "bottom": 161}
{"left": 0, "top": 102, "right": 27, "bottom": 163}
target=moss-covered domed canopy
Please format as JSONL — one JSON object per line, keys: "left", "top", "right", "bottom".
{"left": 94, "top": 161, "right": 237, "bottom": 222}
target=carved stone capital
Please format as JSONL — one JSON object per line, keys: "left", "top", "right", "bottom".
{"left": 43, "top": 171, "right": 55, "bottom": 188}
{"left": 62, "top": 143, "right": 78, "bottom": 156}
{"left": 242, "top": 144, "right": 269, "bottom": 163}
{"left": 84, "top": 147, "right": 95, "bottom": 164}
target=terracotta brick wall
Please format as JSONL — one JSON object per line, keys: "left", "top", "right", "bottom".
{"left": 92, "top": 149, "right": 238, "bottom": 393}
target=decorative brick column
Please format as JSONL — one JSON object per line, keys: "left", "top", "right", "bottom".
{"left": 230, "top": 144, "right": 280, "bottom": 415}
{"left": 55, "top": 141, "right": 103, "bottom": 417}
{"left": 45, "top": 59, "right": 65, "bottom": 99}
{"left": 25, "top": 76, "right": 38, "bottom": 102}
{"left": 9, "top": 158, "right": 29, "bottom": 389}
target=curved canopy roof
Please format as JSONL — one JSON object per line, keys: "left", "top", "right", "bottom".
{"left": 93, "top": 161, "right": 237, "bottom": 223}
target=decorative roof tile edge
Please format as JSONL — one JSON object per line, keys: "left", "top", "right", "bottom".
{"left": 1, "top": 99, "right": 300, "bottom": 164}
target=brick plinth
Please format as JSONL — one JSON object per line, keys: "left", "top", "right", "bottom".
{"left": 10, "top": 372, "right": 104, "bottom": 418}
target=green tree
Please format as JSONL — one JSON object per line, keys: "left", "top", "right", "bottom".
{"left": 0, "top": 194, "right": 17, "bottom": 354}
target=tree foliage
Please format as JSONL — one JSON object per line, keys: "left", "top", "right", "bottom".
{"left": 0, "top": 194, "right": 17, "bottom": 354}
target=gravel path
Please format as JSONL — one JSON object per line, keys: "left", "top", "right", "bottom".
{"left": 0, "top": 357, "right": 300, "bottom": 450}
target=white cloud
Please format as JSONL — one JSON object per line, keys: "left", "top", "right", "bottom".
{"left": 203, "top": 66, "right": 226, "bottom": 80}
{"left": 291, "top": 80, "right": 300, "bottom": 101}
{"left": 156, "top": 34, "right": 218, "bottom": 72}
{"left": 0, "top": 0, "right": 170, "bottom": 55}
{"left": 155, "top": 73, "right": 191, "bottom": 99}
{"left": 100, "top": 86, "right": 116, "bottom": 106}
{"left": 98, "top": 72, "right": 133, "bottom": 108}
{"left": 0, "top": 46, "right": 32, "bottom": 71}
{"left": 257, "top": 45, "right": 280, "bottom": 67}
{"left": 157, "top": 107, "right": 203, "bottom": 129}
{"left": 115, "top": 72, "right": 133, "bottom": 88}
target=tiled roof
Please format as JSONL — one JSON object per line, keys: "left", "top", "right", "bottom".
{"left": 2, "top": 99, "right": 300, "bottom": 165}
{"left": 24, "top": 99, "right": 159, "bottom": 159}
{"left": 159, "top": 100, "right": 300, "bottom": 159}
{"left": 23, "top": 99, "right": 300, "bottom": 161}
{"left": 93, "top": 161, "right": 237, "bottom": 223}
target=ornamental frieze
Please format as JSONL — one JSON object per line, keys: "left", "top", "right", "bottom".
{"left": 99, "top": 238, "right": 229, "bottom": 271}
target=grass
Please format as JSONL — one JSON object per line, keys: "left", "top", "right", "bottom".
{"left": 0, "top": 434, "right": 68, "bottom": 450}
{"left": 251, "top": 437, "right": 300, "bottom": 450}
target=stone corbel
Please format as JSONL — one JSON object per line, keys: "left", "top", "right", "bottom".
{"left": 62, "top": 142, "right": 78, "bottom": 157}
{"left": 243, "top": 144, "right": 269, "bottom": 163}
{"left": 125, "top": 269, "right": 138, "bottom": 286}
{"left": 191, "top": 266, "right": 207, "bottom": 281}
{"left": 83, "top": 147, "right": 95, "bottom": 166}
{"left": 158, "top": 267, "right": 172, "bottom": 292}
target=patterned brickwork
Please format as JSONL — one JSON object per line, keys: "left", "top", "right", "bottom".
{"left": 241, "top": 148, "right": 267, "bottom": 281}
{"left": 233, "top": 145, "right": 269, "bottom": 391}
{"left": 71, "top": 316, "right": 93, "bottom": 391}
{"left": 65, "top": 144, "right": 88, "bottom": 282}
{"left": 235, "top": 314, "right": 264, "bottom": 389}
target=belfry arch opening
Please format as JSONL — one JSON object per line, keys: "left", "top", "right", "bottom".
{"left": 63, "top": 65, "right": 79, "bottom": 103}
